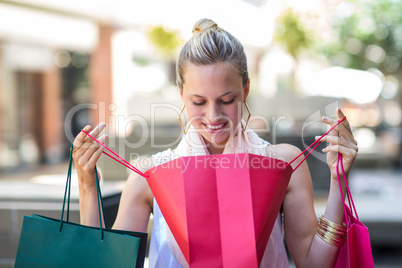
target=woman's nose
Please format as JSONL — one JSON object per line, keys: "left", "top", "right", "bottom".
{"left": 206, "top": 104, "right": 221, "bottom": 122}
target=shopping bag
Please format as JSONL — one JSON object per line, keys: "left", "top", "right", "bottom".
{"left": 15, "top": 214, "right": 147, "bottom": 268}
{"left": 144, "top": 153, "right": 293, "bottom": 267}
{"left": 15, "top": 144, "right": 148, "bottom": 268}
{"left": 335, "top": 154, "right": 375, "bottom": 268}
{"left": 78, "top": 117, "right": 351, "bottom": 268}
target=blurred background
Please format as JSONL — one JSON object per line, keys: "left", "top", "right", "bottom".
{"left": 0, "top": 0, "right": 401, "bottom": 267}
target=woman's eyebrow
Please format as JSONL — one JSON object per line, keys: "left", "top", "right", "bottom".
{"left": 189, "top": 94, "right": 205, "bottom": 98}
{"left": 190, "top": 92, "right": 233, "bottom": 98}
{"left": 218, "top": 92, "right": 233, "bottom": 98}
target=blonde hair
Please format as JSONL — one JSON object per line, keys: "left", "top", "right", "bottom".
{"left": 176, "top": 18, "right": 249, "bottom": 90}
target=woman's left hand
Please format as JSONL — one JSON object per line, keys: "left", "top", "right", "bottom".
{"left": 316, "top": 108, "right": 359, "bottom": 179}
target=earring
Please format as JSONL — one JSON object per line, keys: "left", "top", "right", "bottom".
{"left": 178, "top": 105, "right": 191, "bottom": 134}
{"left": 241, "top": 102, "right": 251, "bottom": 132}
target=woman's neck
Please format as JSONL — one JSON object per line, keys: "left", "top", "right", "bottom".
{"left": 204, "top": 138, "right": 227, "bottom": 155}
{"left": 207, "top": 145, "right": 224, "bottom": 155}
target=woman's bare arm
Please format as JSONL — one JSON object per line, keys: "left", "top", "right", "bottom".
{"left": 112, "top": 169, "right": 153, "bottom": 232}
{"left": 73, "top": 123, "right": 153, "bottom": 232}
{"left": 73, "top": 123, "right": 108, "bottom": 227}
{"left": 280, "top": 144, "right": 340, "bottom": 268}
{"left": 279, "top": 108, "right": 358, "bottom": 267}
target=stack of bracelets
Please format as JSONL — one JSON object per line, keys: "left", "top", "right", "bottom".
{"left": 316, "top": 215, "right": 347, "bottom": 248}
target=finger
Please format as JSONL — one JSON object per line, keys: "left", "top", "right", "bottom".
{"left": 322, "top": 115, "right": 354, "bottom": 141}
{"left": 84, "top": 122, "right": 106, "bottom": 142}
{"left": 79, "top": 122, "right": 107, "bottom": 150}
{"left": 87, "top": 134, "right": 110, "bottom": 168}
{"left": 74, "top": 122, "right": 107, "bottom": 158}
{"left": 75, "top": 146, "right": 104, "bottom": 173}
{"left": 316, "top": 131, "right": 357, "bottom": 144}
{"left": 317, "top": 136, "right": 358, "bottom": 151}
{"left": 89, "top": 122, "right": 106, "bottom": 136}
{"left": 73, "top": 125, "right": 95, "bottom": 158}
{"left": 337, "top": 107, "right": 345, "bottom": 120}
{"left": 322, "top": 144, "right": 358, "bottom": 158}
{"left": 322, "top": 116, "right": 340, "bottom": 137}
{"left": 74, "top": 125, "right": 93, "bottom": 148}
{"left": 81, "top": 134, "right": 109, "bottom": 161}
{"left": 337, "top": 108, "right": 353, "bottom": 134}
{"left": 75, "top": 134, "right": 109, "bottom": 169}
{"left": 316, "top": 135, "right": 340, "bottom": 145}
{"left": 86, "top": 144, "right": 107, "bottom": 169}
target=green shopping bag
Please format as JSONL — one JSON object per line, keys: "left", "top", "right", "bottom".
{"left": 15, "top": 143, "right": 147, "bottom": 268}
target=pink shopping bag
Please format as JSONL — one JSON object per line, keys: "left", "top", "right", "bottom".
{"left": 335, "top": 154, "right": 375, "bottom": 268}
{"left": 144, "top": 153, "right": 293, "bottom": 267}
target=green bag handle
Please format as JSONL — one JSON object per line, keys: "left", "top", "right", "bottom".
{"left": 59, "top": 142, "right": 108, "bottom": 241}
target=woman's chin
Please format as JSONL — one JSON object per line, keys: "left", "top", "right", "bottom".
{"left": 201, "top": 133, "right": 229, "bottom": 148}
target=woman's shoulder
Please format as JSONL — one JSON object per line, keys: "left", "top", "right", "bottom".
{"left": 265, "top": 143, "right": 303, "bottom": 164}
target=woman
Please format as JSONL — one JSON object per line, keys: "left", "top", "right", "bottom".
{"left": 73, "top": 19, "right": 358, "bottom": 267}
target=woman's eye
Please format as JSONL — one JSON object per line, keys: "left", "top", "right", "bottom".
{"left": 221, "top": 98, "right": 235, "bottom": 105}
{"left": 193, "top": 101, "right": 206, "bottom": 106}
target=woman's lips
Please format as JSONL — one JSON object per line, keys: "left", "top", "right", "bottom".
{"left": 203, "top": 122, "right": 228, "bottom": 132}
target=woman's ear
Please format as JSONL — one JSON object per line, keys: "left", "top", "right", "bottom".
{"left": 243, "top": 79, "right": 250, "bottom": 102}
{"left": 178, "top": 83, "right": 184, "bottom": 100}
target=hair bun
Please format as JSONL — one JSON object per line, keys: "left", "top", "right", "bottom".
{"left": 192, "top": 18, "right": 221, "bottom": 36}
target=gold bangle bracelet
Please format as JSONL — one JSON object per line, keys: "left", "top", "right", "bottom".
{"left": 316, "top": 232, "right": 343, "bottom": 248}
{"left": 316, "top": 228, "right": 346, "bottom": 248}
{"left": 317, "top": 226, "right": 347, "bottom": 242}
{"left": 317, "top": 215, "right": 347, "bottom": 247}
{"left": 319, "top": 215, "right": 346, "bottom": 229}
{"left": 319, "top": 222, "right": 347, "bottom": 237}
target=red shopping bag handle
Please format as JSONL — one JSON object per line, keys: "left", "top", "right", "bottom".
{"left": 81, "top": 130, "right": 149, "bottom": 179}
{"left": 336, "top": 153, "right": 359, "bottom": 226}
{"left": 285, "top": 116, "right": 346, "bottom": 172}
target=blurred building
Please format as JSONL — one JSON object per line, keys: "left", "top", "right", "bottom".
{"left": 0, "top": 1, "right": 115, "bottom": 170}
{"left": 0, "top": 0, "right": 278, "bottom": 171}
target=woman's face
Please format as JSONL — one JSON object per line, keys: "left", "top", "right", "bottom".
{"left": 180, "top": 62, "right": 249, "bottom": 149}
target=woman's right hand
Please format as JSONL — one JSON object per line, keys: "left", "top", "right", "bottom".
{"left": 72, "top": 122, "right": 108, "bottom": 187}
